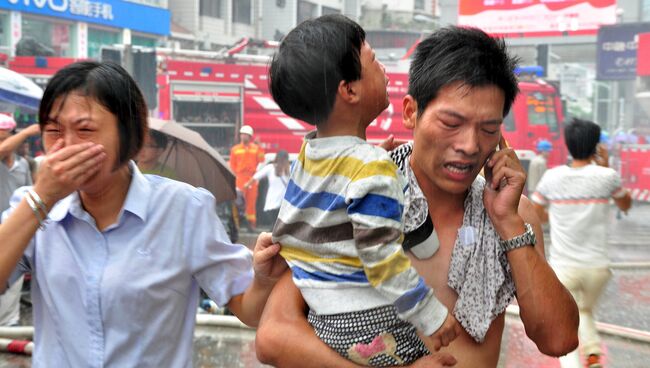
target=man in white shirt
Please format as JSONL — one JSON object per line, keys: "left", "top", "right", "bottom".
{"left": 532, "top": 118, "right": 632, "bottom": 368}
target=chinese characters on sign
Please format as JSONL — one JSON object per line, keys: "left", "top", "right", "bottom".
{"left": 597, "top": 23, "right": 650, "bottom": 80}
{"left": 70, "top": 0, "right": 114, "bottom": 20}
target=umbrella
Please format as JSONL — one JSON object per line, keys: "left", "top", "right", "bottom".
{"left": 0, "top": 67, "right": 43, "bottom": 113}
{"left": 148, "top": 118, "right": 236, "bottom": 202}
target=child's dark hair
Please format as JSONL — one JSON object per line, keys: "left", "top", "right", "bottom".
{"left": 409, "top": 26, "right": 519, "bottom": 118}
{"left": 564, "top": 118, "right": 601, "bottom": 160}
{"left": 269, "top": 14, "right": 365, "bottom": 125}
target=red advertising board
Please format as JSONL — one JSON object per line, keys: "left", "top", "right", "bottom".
{"left": 458, "top": 0, "right": 617, "bottom": 38}
{"left": 638, "top": 33, "right": 650, "bottom": 76}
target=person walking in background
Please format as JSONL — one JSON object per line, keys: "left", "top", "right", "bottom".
{"left": 0, "top": 120, "right": 40, "bottom": 327}
{"left": 532, "top": 118, "right": 632, "bottom": 368}
{"left": 244, "top": 149, "right": 290, "bottom": 231}
{"left": 527, "top": 139, "right": 552, "bottom": 194}
{"left": 230, "top": 125, "right": 265, "bottom": 230}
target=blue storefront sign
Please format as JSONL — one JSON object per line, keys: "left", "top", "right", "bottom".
{"left": 597, "top": 22, "right": 650, "bottom": 80}
{"left": 0, "top": 0, "right": 170, "bottom": 36}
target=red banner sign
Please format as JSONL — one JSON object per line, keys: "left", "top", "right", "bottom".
{"left": 638, "top": 33, "right": 650, "bottom": 76}
{"left": 458, "top": 0, "right": 617, "bottom": 38}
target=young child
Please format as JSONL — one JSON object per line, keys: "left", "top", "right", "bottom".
{"left": 269, "top": 14, "right": 460, "bottom": 366}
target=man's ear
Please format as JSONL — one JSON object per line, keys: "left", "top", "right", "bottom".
{"left": 402, "top": 95, "right": 418, "bottom": 130}
{"left": 338, "top": 80, "right": 360, "bottom": 104}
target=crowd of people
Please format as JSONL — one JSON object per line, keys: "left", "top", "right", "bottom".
{"left": 0, "top": 13, "right": 636, "bottom": 368}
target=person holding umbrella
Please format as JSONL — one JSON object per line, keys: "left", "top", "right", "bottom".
{"left": 230, "top": 125, "right": 265, "bottom": 230}
{"left": 136, "top": 129, "right": 176, "bottom": 179}
{"left": 0, "top": 61, "right": 286, "bottom": 366}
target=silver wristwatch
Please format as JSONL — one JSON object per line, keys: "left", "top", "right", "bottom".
{"left": 499, "top": 223, "right": 536, "bottom": 252}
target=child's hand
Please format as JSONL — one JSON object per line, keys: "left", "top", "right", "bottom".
{"left": 252, "top": 232, "right": 287, "bottom": 286}
{"left": 424, "top": 313, "right": 462, "bottom": 352}
{"left": 378, "top": 134, "right": 409, "bottom": 151}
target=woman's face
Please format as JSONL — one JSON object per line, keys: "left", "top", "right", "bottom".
{"left": 42, "top": 92, "right": 124, "bottom": 193}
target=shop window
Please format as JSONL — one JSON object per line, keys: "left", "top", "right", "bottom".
{"left": 322, "top": 6, "right": 340, "bottom": 15}
{"left": 0, "top": 14, "right": 8, "bottom": 55}
{"left": 200, "top": 0, "right": 222, "bottom": 18}
{"left": 233, "top": 0, "right": 251, "bottom": 25}
{"left": 297, "top": 1, "right": 317, "bottom": 23}
{"left": 132, "top": 35, "right": 156, "bottom": 48}
{"left": 21, "top": 17, "right": 74, "bottom": 57}
{"left": 88, "top": 28, "right": 120, "bottom": 59}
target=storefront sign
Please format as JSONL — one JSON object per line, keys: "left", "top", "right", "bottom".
{"left": 597, "top": 23, "right": 650, "bottom": 80}
{"left": 458, "top": 0, "right": 616, "bottom": 37}
{"left": 638, "top": 33, "right": 650, "bottom": 77}
{"left": 0, "top": 0, "right": 170, "bottom": 35}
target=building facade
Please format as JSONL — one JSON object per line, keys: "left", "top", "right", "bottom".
{"left": 168, "top": 0, "right": 363, "bottom": 49}
{"left": 446, "top": 0, "right": 648, "bottom": 134}
{"left": 0, "top": 1, "right": 170, "bottom": 59}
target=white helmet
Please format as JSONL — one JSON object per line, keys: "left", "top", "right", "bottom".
{"left": 239, "top": 125, "right": 254, "bottom": 136}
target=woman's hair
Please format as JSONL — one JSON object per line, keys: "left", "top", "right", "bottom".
{"left": 39, "top": 61, "right": 148, "bottom": 166}
{"left": 274, "top": 150, "right": 290, "bottom": 177}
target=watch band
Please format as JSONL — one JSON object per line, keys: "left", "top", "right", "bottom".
{"left": 499, "top": 223, "right": 536, "bottom": 252}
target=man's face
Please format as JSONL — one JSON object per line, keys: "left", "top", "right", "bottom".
{"left": 403, "top": 82, "right": 505, "bottom": 195}
{"left": 240, "top": 133, "right": 251, "bottom": 144}
{"left": 137, "top": 134, "right": 164, "bottom": 165}
{"left": 357, "top": 41, "right": 389, "bottom": 125}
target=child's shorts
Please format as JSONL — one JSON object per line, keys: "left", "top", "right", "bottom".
{"left": 307, "top": 305, "right": 430, "bottom": 366}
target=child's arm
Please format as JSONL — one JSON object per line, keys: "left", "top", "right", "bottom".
{"left": 347, "top": 157, "right": 460, "bottom": 349}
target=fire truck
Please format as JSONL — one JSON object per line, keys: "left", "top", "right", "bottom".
{"left": 154, "top": 46, "right": 568, "bottom": 168}
{"left": 8, "top": 41, "right": 567, "bottom": 166}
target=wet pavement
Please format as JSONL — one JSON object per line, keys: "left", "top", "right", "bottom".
{"left": 1, "top": 203, "right": 649, "bottom": 367}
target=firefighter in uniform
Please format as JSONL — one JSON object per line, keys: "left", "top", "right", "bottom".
{"left": 230, "top": 125, "right": 265, "bottom": 229}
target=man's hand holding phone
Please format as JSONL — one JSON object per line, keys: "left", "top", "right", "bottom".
{"left": 482, "top": 135, "right": 528, "bottom": 239}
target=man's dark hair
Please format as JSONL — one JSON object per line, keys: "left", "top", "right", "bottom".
{"left": 564, "top": 117, "right": 601, "bottom": 160}
{"left": 269, "top": 14, "right": 365, "bottom": 125}
{"left": 409, "top": 26, "right": 519, "bottom": 117}
{"left": 39, "top": 61, "right": 148, "bottom": 167}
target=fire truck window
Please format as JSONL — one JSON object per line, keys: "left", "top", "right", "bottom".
{"left": 503, "top": 111, "right": 515, "bottom": 132}
{"left": 173, "top": 101, "right": 239, "bottom": 154}
{"left": 526, "top": 92, "right": 559, "bottom": 132}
